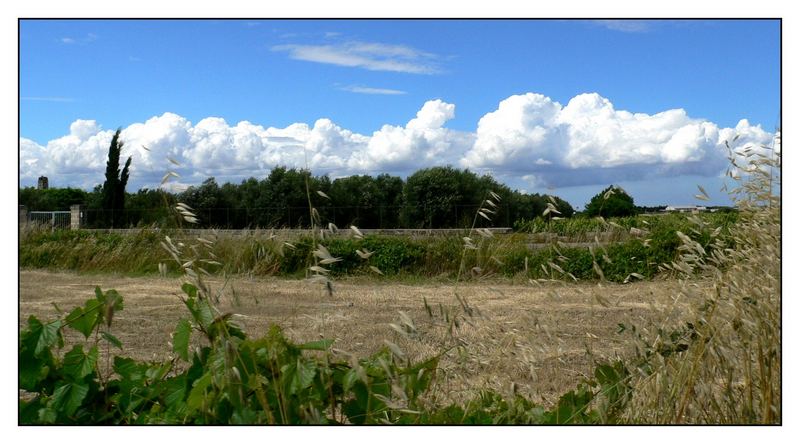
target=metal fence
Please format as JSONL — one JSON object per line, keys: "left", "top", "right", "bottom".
{"left": 27, "top": 211, "right": 71, "bottom": 229}
{"left": 77, "top": 204, "right": 514, "bottom": 230}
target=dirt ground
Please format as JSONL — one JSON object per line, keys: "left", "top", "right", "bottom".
{"left": 19, "top": 270, "right": 706, "bottom": 406}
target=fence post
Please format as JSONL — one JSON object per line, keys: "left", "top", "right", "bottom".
{"left": 70, "top": 205, "right": 85, "bottom": 230}
{"left": 19, "top": 205, "right": 27, "bottom": 229}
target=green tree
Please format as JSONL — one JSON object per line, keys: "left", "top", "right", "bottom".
{"left": 180, "top": 178, "right": 231, "bottom": 227}
{"left": 374, "top": 174, "right": 404, "bottom": 228}
{"left": 18, "top": 187, "right": 88, "bottom": 211}
{"left": 100, "top": 129, "right": 132, "bottom": 227}
{"left": 546, "top": 194, "right": 575, "bottom": 218}
{"left": 401, "top": 167, "right": 512, "bottom": 228}
{"left": 254, "top": 167, "right": 330, "bottom": 227}
{"left": 584, "top": 185, "right": 637, "bottom": 218}
{"left": 125, "top": 188, "right": 175, "bottom": 227}
{"left": 327, "top": 174, "right": 403, "bottom": 228}
{"left": 232, "top": 177, "right": 262, "bottom": 228}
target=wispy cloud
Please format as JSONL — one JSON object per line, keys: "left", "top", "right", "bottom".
{"left": 339, "top": 85, "right": 407, "bottom": 95}
{"left": 271, "top": 40, "right": 441, "bottom": 74}
{"left": 21, "top": 96, "right": 75, "bottom": 102}
{"left": 59, "top": 33, "right": 98, "bottom": 45}
{"left": 592, "top": 20, "right": 651, "bottom": 33}
{"left": 128, "top": 56, "right": 142, "bottom": 62}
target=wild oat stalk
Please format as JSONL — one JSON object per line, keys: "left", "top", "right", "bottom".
{"left": 455, "top": 191, "right": 502, "bottom": 285}
{"left": 621, "top": 138, "right": 781, "bottom": 424}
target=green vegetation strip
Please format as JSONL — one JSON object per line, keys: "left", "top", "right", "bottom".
{"left": 19, "top": 213, "right": 736, "bottom": 283}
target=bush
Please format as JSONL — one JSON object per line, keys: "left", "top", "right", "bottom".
{"left": 19, "top": 210, "right": 737, "bottom": 283}
{"left": 584, "top": 185, "right": 637, "bottom": 218}
{"left": 362, "top": 237, "right": 427, "bottom": 274}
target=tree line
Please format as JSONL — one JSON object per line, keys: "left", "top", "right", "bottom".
{"left": 20, "top": 165, "right": 578, "bottom": 229}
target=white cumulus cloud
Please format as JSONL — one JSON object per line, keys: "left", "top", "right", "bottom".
{"left": 461, "top": 92, "right": 772, "bottom": 187}
{"left": 20, "top": 121, "right": 115, "bottom": 189}
{"left": 348, "top": 99, "right": 473, "bottom": 172}
{"left": 463, "top": 93, "right": 565, "bottom": 169}
{"left": 19, "top": 93, "right": 774, "bottom": 193}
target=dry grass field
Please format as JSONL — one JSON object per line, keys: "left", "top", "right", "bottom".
{"left": 19, "top": 269, "right": 704, "bottom": 407}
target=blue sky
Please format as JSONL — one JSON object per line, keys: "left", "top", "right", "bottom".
{"left": 19, "top": 19, "right": 780, "bottom": 208}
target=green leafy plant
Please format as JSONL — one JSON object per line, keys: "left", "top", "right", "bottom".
{"left": 21, "top": 279, "right": 645, "bottom": 424}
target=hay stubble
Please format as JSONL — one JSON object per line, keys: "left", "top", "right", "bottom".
{"left": 19, "top": 270, "right": 702, "bottom": 406}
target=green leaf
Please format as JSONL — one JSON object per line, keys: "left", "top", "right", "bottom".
{"left": 62, "top": 345, "right": 99, "bottom": 380}
{"left": 182, "top": 283, "right": 198, "bottom": 299}
{"left": 35, "top": 320, "right": 62, "bottom": 356}
{"left": 38, "top": 406, "right": 57, "bottom": 424}
{"left": 94, "top": 286, "right": 105, "bottom": 302}
{"left": 231, "top": 407, "right": 260, "bottom": 424}
{"left": 105, "top": 289, "right": 124, "bottom": 311}
{"left": 173, "top": 319, "right": 192, "bottom": 361}
{"left": 187, "top": 372, "right": 214, "bottom": 411}
{"left": 145, "top": 362, "right": 171, "bottom": 381}
{"left": 19, "top": 355, "right": 49, "bottom": 392}
{"left": 113, "top": 356, "right": 146, "bottom": 382}
{"left": 342, "top": 382, "right": 370, "bottom": 424}
{"left": 207, "top": 314, "right": 246, "bottom": 341}
{"left": 101, "top": 332, "right": 123, "bottom": 350}
{"left": 110, "top": 357, "right": 150, "bottom": 414}
{"left": 552, "top": 388, "right": 594, "bottom": 424}
{"left": 183, "top": 297, "right": 215, "bottom": 330}
{"left": 65, "top": 307, "right": 91, "bottom": 338}
{"left": 297, "top": 338, "right": 333, "bottom": 351}
{"left": 281, "top": 358, "right": 316, "bottom": 395}
{"left": 50, "top": 381, "right": 90, "bottom": 417}
{"left": 19, "top": 397, "right": 45, "bottom": 424}
{"left": 65, "top": 299, "right": 101, "bottom": 339}
{"left": 342, "top": 368, "right": 360, "bottom": 392}
{"left": 20, "top": 319, "right": 57, "bottom": 391}
{"left": 163, "top": 374, "right": 188, "bottom": 408}
{"left": 195, "top": 300, "right": 215, "bottom": 330}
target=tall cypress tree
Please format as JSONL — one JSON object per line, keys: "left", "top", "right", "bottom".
{"left": 101, "top": 129, "right": 132, "bottom": 227}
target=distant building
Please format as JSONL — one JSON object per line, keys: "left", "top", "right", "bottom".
{"left": 664, "top": 205, "right": 707, "bottom": 213}
{"left": 37, "top": 176, "right": 49, "bottom": 190}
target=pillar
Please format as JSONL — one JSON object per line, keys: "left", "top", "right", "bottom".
{"left": 19, "top": 205, "right": 27, "bottom": 228}
{"left": 70, "top": 204, "right": 85, "bottom": 230}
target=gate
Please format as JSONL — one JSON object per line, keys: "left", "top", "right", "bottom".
{"left": 28, "top": 211, "right": 71, "bottom": 230}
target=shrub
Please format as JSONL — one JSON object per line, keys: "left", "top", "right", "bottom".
{"left": 584, "top": 185, "right": 637, "bottom": 218}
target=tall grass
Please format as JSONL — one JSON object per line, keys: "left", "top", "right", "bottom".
{"left": 618, "top": 145, "right": 780, "bottom": 423}
{"left": 515, "top": 212, "right": 739, "bottom": 243}
{"left": 20, "top": 213, "right": 736, "bottom": 283}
